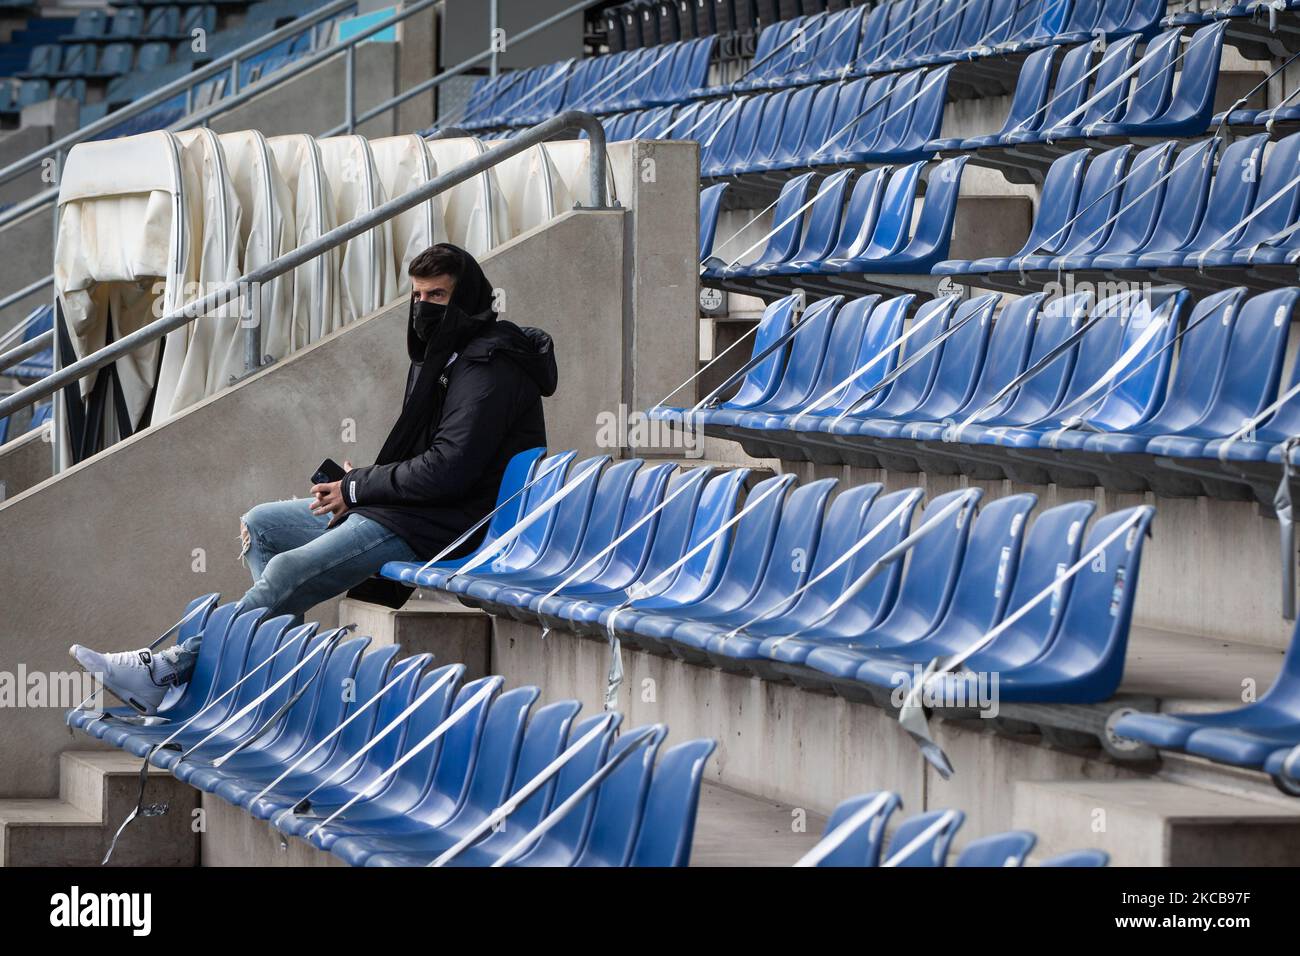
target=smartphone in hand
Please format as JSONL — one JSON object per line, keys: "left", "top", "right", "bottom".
{"left": 311, "top": 458, "right": 347, "bottom": 485}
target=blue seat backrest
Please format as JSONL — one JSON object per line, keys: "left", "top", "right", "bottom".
{"left": 1234, "top": 132, "right": 1300, "bottom": 248}
{"left": 1115, "top": 28, "right": 1180, "bottom": 125}
{"left": 1013, "top": 149, "right": 1090, "bottom": 257}
{"left": 955, "top": 831, "right": 1037, "bottom": 866}
{"left": 573, "top": 726, "right": 666, "bottom": 866}
{"left": 780, "top": 483, "right": 885, "bottom": 625}
{"left": 333, "top": 652, "right": 428, "bottom": 761}
{"left": 651, "top": 474, "right": 791, "bottom": 607}
{"left": 816, "top": 76, "right": 868, "bottom": 163}
{"left": 590, "top": 462, "right": 679, "bottom": 588}
{"left": 791, "top": 82, "right": 841, "bottom": 163}
{"left": 821, "top": 293, "right": 913, "bottom": 415}
{"left": 1038, "top": 505, "right": 1157, "bottom": 701}
{"left": 952, "top": 293, "right": 1043, "bottom": 422}
{"left": 1048, "top": 291, "right": 1140, "bottom": 422}
{"left": 649, "top": 470, "right": 750, "bottom": 594}
{"left": 804, "top": 295, "right": 880, "bottom": 402}
{"left": 814, "top": 791, "right": 902, "bottom": 866}
{"left": 1138, "top": 138, "right": 1218, "bottom": 254}
{"left": 936, "top": 493, "right": 1037, "bottom": 637}
{"left": 360, "top": 664, "right": 462, "bottom": 777}
{"left": 1037, "top": 44, "right": 1094, "bottom": 131}
{"left": 742, "top": 478, "right": 838, "bottom": 615}
{"left": 460, "top": 685, "right": 539, "bottom": 814}
{"left": 207, "top": 616, "right": 296, "bottom": 739}
{"left": 867, "top": 488, "right": 983, "bottom": 643}
{"left": 419, "top": 676, "right": 504, "bottom": 814}
{"left": 1145, "top": 287, "right": 1243, "bottom": 429}
{"left": 861, "top": 161, "right": 926, "bottom": 258}
{"left": 826, "top": 166, "right": 891, "bottom": 260}
{"left": 756, "top": 295, "right": 844, "bottom": 411}
{"left": 300, "top": 636, "right": 373, "bottom": 748}
{"left": 1183, "top": 134, "right": 1266, "bottom": 253}
{"left": 723, "top": 295, "right": 801, "bottom": 409}
{"left": 998, "top": 44, "right": 1057, "bottom": 137}
{"left": 633, "top": 467, "right": 715, "bottom": 583}
{"left": 559, "top": 459, "right": 643, "bottom": 574}
{"left": 792, "top": 172, "right": 854, "bottom": 263}
{"left": 493, "top": 452, "right": 576, "bottom": 569}
{"left": 500, "top": 699, "right": 581, "bottom": 833}
{"left": 841, "top": 74, "right": 897, "bottom": 153}
{"left": 515, "top": 713, "right": 618, "bottom": 864}
{"left": 984, "top": 292, "right": 1092, "bottom": 427}
{"left": 1057, "top": 145, "right": 1132, "bottom": 253}
{"left": 984, "top": 500, "right": 1097, "bottom": 666}
{"left": 503, "top": 455, "right": 604, "bottom": 573}
{"left": 885, "top": 809, "right": 965, "bottom": 866}
{"left": 486, "top": 448, "right": 546, "bottom": 542}
{"left": 908, "top": 293, "right": 998, "bottom": 418}
{"left": 864, "top": 294, "right": 958, "bottom": 416}
{"left": 1078, "top": 288, "right": 1186, "bottom": 428}
{"left": 1083, "top": 142, "right": 1174, "bottom": 256}
{"left": 1197, "top": 288, "right": 1300, "bottom": 436}
{"left": 628, "top": 738, "right": 717, "bottom": 866}
{"left": 747, "top": 87, "right": 797, "bottom": 167}
{"left": 699, "top": 182, "right": 729, "bottom": 258}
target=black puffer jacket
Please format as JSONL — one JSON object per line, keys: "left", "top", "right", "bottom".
{"left": 341, "top": 318, "right": 557, "bottom": 560}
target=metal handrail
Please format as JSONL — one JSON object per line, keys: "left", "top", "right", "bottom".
{"left": 0, "top": 330, "right": 52, "bottom": 376}
{"left": 0, "top": 111, "right": 610, "bottom": 421}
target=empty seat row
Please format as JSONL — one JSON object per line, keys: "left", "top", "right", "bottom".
{"left": 936, "top": 132, "right": 1300, "bottom": 280}
{"left": 731, "top": 0, "right": 1165, "bottom": 91}
{"left": 67, "top": 591, "right": 716, "bottom": 866}
{"left": 699, "top": 64, "right": 950, "bottom": 175}
{"left": 379, "top": 449, "right": 1154, "bottom": 711}
{"left": 806, "top": 791, "right": 1110, "bottom": 865}
{"left": 701, "top": 158, "right": 967, "bottom": 279}
{"left": 20, "top": 41, "right": 173, "bottom": 82}
{"left": 681, "top": 287, "right": 1300, "bottom": 501}
{"left": 603, "top": 0, "right": 828, "bottom": 53}
{"left": 0, "top": 76, "right": 91, "bottom": 111}
{"left": 935, "top": 22, "right": 1227, "bottom": 159}
{"left": 1114, "top": 616, "right": 1300, "bottom": 796}
{"left": 460, "top": 37, "right": 716, "bottom": 130}
{"left": 67, "top": 5, "right": 217, "bottom": 42}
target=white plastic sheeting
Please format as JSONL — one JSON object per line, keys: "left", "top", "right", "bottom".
{"left": 152, "top": 127, "right": 245, "bottom": 421}
{"left": 54, "top": 129, "right": 597, "bottom": 447}
{"left": 266, "top": 133, "right": 342, "bottom": 343}
{"left": 220, "top": 130, "right": 300, "bottom": 359}
{"left": 486, "top": 141, "right": 572, "bottom": 239}
{"left": 55, "top": 130, "right": 199, "bottom": 439}
{"left": 369, "top": 134, "right": 447, "bottom": 298}
{"left": 425, "top": 136, "right": 509, "bottom": 257}
{"left": 316, "top": 134, "right": 398, "bottom": 330}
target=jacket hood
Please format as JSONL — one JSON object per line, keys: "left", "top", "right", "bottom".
{"left": 404, "top": 242, "right": 498, "bottom": 362}
{"left": 462, "top": 320, "right": 558, "bottom": 397}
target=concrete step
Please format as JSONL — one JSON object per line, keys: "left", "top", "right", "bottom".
{"left": 1013, "top": 778, "right": 1300, "bottom": 866}
{"left": 0, "top": 751, "right": 199, "bottom": 866}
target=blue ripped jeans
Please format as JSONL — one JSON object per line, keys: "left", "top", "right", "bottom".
{"left": 167, "top": 499, "right": 418, "bottom": 682}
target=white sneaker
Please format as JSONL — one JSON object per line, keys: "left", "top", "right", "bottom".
{"left": 68, "top": 645, "right": 185, "bottom": 716}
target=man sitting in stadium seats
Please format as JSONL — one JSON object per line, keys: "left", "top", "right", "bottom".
{"left": 70, "top": 243, "right": 558, "bottom": 714}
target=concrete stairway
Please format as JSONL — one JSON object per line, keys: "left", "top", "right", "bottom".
{"left": 0, "top": 750, "right": 199, "bottom": 866}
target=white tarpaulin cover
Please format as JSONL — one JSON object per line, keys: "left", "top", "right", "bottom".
{"left": 486, "top": 140, "right": 571, "bottom": 239}
{"left": 153, "top": 127, "right": 244, "bottom": 421}
{"left": 266, "top": 133, "right": 342, "bottom": 344}
{"left": 54, "top": 127, "right": 580, "bottom": 454}
{"left": 55, "top": 130, "right": 199, "bottom": 439}
{"left": 369, "top": 134, "right": 447, "bottom": 296}
{"left": 316, "top": 134, "right": 397, "bottom": 329}
{"left": 424, "top": 136, "right": 509, "bottom": 257}
{"left": 220, "top": 129, "right": 300, "bottom": 359}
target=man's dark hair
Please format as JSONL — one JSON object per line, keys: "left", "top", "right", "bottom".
{"left": 408, "top": 244, "right": 465, "bottom": 283}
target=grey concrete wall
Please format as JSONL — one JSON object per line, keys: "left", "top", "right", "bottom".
{"left": 0, "top": 207, "right": 628, "bottom": 799}
{"left": 441, "top": 0, "right": 585, "bottom": 71}
{"left": 0, "top": 423, "right": 52, "bottom": 501}
{"left": 609, "top": 140, "right": 700, "bottom": 451}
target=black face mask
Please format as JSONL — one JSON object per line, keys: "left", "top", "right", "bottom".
{"left": 412, "top": 299, "right": 447, "bottom": 342}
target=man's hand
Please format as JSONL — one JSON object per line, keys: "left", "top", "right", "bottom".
{"left": 310, "top": 459, "right": 354, "bottom": 517}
